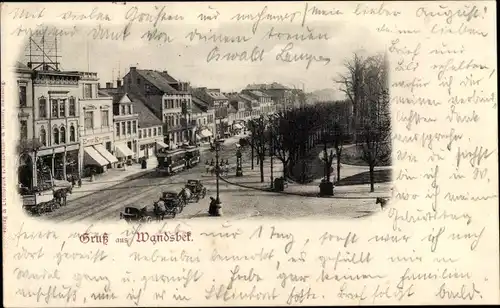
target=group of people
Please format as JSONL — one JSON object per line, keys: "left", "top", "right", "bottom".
{"left": 205, "top": 159, "right": 230, "bottom": 176}
{"left": 67, "top": 174, "right": 82, "bottom": 188}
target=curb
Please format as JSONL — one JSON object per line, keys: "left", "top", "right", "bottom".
{"left": 67, "top": 169, "right": 153, "bottom": 203}
{"left": 219, "top": 176, "right": 389, "bottom": 200}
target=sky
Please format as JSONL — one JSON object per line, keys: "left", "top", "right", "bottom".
{"left": 7, "top": 2, "right": 386, "bottom": 96}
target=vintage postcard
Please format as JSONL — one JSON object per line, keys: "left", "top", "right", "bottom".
{"left": 1, "top": 1, "right": 498, "bottom": 306}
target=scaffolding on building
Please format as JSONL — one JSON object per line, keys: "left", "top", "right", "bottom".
{"left": 24, "top": 33, "right": 61, "bottom": 71}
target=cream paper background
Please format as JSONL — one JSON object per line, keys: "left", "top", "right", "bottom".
{"left": 1, "top": 1, "right": 498, "bottom": 306}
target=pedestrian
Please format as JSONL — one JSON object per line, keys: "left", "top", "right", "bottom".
{"left": 71, "top": 175, "right": 76, "bottom": 187}
{"left": 78, "top": 176, "right": 82, "bottom": 188}
{"left": 205, "top": 161, "right": 210, "bottom": 174}
{"left": 225, "top": 161, "right": 230, "bottom": 176}
{"left": 208, "top": 197, "right": 217, "bottom": 216}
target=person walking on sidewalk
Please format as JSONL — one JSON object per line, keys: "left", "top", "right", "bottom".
{"left": 205, "top": 160, "right": 210, "bottom": 174}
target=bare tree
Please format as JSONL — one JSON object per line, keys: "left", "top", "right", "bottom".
{"left": 249, "top": 116, "right": 268, "bottom": 183}
{"left": 269, "top": 111, "right": 297, "bottom": 179}
{"left": 357, "top": 53, "right": 391, "bottom": 192}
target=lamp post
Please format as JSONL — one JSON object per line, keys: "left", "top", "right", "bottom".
{"left": 270, "top": 130, "right": 274, "bottom": 189}
{"left": 236, "top": 148, "right": 243, "bottom": 177}
{"left": 210, "top": 117, "right": 223, "bottom": 216}
{"left": 250, "top": 121, "right": 254, "bottom": 170}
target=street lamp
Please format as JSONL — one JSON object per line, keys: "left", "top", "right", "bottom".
{"left": 209, "top": 117, "right": 223, "bottom": 216}
{"left": 236, "top": 147, "right": 243, "bottom": 177}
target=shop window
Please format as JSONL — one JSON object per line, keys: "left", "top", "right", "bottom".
{"left": 53, "top": 127, "right": 60, "bottom": 145}
{"left": 51, "top": 100, "right": 58, "bottom": 118}
{"left": 20, "top": 120, "right": 28, "bottom": 140}
{"left": 59, "top": 100, "right": 66, "bottom": 117}
{"left": 60, "top": 126, "right": 66, "bottom": 143}
{"left": 70, "top": 125, "right": 76, "bottom": 142}
{"left": 19, "top": 85, "right": 27, "bottom": 107}
{"left": 39, "top": 97, "right": 47, "bottom": 118}
{"left": 101, "top": 110, "right": 109, "bottom": 127}
{"left": 84, "top": 111, "right": 93, "bottom": 129}
{"left": 69, "top": 97, "right": 76, "bottom": 116}
{"left": 40, "top": 127, "right": 47, "bottom": 146}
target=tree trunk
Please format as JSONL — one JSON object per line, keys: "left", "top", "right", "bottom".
{"left": 251, "top": 142, "right": 254, "bottom": 170}
{"left": 282, "top": 161, "right": 288, "bottom": 178}
{"left": 336, "top": 155, "right": 341, "bottom": 183}
{"left": 259, "top": 156, "right": 264, "bottom": 183}
{"left": 369, "top": 165, "right": 375, "bottom": 192}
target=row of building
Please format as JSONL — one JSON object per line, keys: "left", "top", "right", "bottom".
{"left": 14, "top": 63, "right": 305, "bottom": 188}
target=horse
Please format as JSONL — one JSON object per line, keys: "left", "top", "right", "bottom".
{"left": 179, "top": 187, "right": 191, "bottom": 204}
{"left": 375, "top": 197, "right": 389, "bottom": 210}
{"left": 153, "top": 201, "right": 166, "bottom": 221}
{"left": 53, "top": 189, "right": 67, "bottom": 207}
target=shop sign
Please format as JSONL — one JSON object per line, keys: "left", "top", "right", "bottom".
{"left": 82, "top": 134, "right": 111, "bottom": 146}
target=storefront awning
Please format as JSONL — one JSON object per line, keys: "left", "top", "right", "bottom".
{"left": 200, "top": 129, "right": 213, "bottom": 138}
{"left": 94, "top": 144, "right": 118, "bottom": 164}
{"left": 115, "top": 143, "right": 135, "bottom": 158}
{"left": 84, "top": 147, "right": 108, "bottom": 167}
{"left": 156, "top": 141, "right": 168, "bottom": 149}
{"left": 233, "top": 123, "right": 243, "bottom": 129}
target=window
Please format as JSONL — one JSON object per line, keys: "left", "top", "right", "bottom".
{"left": 70, "top": 125, "right": 75, "bottom": 142}
{"left": 39, "top": 97, "right": 47, "bottom": 118}
{"left": 59, "top": 100, "right": 66, "bottom": 117}
{"left": 84, "top": 111, "right": 93, "bottom": 129}
{"left": 204, "top": 118, "right": 206, "bottom": 125}
{"left": 148, "top": 128, "right": 152, "bottom": 137}
{"left": 53, "top": 127, "right": 60, "bottom": 145}
{"left": 121, "top": 105, "right": 126, "bottom": 115}
{"left": 158, "top": 127, "right": 161, "bottom": 135}
{"left": 128, "top": 105, "right": 132, "bottom": 114}
{"left": 127, "top": 121, "right": 131, "bottom": 134}
{"left": 84, "top": 84, "right": 92, "bottom": 98}
{"left": 121, "top": 122, "right": 126, "bottom": 135}
{"left": 51, "top": 100, "right": 58, "bottom": 118}
{"left": 20, "top": 120, "right": 28, "bottom": 140}
{"left": 19, "top": 85, "right": 27, "bottom": 107}
{"left": 40, "top": 127, "right": 47, "bottom": 146}
{"left": 153, "top": 128, "right": 156, "bottom": 136}
{"left": 137, "top": 78, "right": 141, "bottom": 85}
{"left": 106, "top": 142, "right": 112, "bottom": 152}
{"left": 69, "top": 97, "right": 76, "bottom": 116}
{"left": 60, "top": 126, "right": 66, "bottom": 143}
{"left": 132, "top": 121, "right": 137, "bottom": 134}
{"left": 127, "top": 141, "right": 132, "bottom": 150}
{"left": 101, "top": 110, "right": 109, "bottom": 127}
{"left": 139, "top": 130, "right": 142, "bottom": 138}
{"left": 116, "top": 123, "right": 120, "bottom": 136}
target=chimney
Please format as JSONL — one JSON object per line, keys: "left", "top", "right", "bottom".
{"left": 106, "top": 82, "right": 112, "bottom": 89}
{"left": 163, "top": 70, "right": 168, "bottom": 74}
{"left": 117, "top": 79, "right": 122, "bottom": 88}
{"left": 130, "top": 67, "right": 137, "bottom": 71}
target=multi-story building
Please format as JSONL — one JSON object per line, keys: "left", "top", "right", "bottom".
{"left": 227, "top": 93, "right": 248, "bottom": 133}
{"left": 128, "top": 93, "right": 166, "bottom": 160}
{"left": 246, "top": 83, "right": 298, "bottom": 111}
{"left": 32, "top": 69, "right": 81, "bottom": 182}
{"left": 191, "top": 96, "right": 215, "bottom": 144}
{"left": 242, "top": 89, "right": 274, "bottom": 116}
{"left": 191, "top": 87, "right": 229, "bottom": 138}
{"left": 99, "top": 88, "right": 139, "bottom": 164}
{"left": 123, "top": 67, "right": 195, "bottom": 148}
{"left": 15, "top": 62, "right": 36, "bottom": 188}
{"left": 74, "top": 72, "right": 118, "bottom": 175}
{"left": 238, "top": 93, "right": 261, "bottom": 121}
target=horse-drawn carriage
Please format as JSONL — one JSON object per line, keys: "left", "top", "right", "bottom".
{"left": 180, "top": 180, "right": 207, "bottom": 203}
{"left": 21, "top": 180, "right": 73, "bottom": 215}
{"left": 120, "top": 191, "right": 185, "bottom": 222}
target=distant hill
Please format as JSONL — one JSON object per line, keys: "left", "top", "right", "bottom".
{"left": 306, "top": 89, "right": 344, "bottom": 104}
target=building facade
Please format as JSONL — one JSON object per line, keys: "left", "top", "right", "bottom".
{"left": 129, "top": 93, "right": 166, "bottom": 160}
{"left": 110, "top": 93, "right": 139, "bottom": 163}
{"left": 191, "top": 96, "right": 215, "bottom": 144}
{"left": 32, "top": 70, "right": 81, "bottom": 182}
{"left": 192, "top": 87, "right": 230, "bottom": 137}
{"left": 123, "top": 68, "right": 195, "bottom": 148}
{"left": 242, "top": 89, "right": 274, "bottom": 116}
{"left": 15, "top": 62, "right": 37, "bottom": 188}
{"left": 76, "top": 72, "right": 118, "bottom": 176}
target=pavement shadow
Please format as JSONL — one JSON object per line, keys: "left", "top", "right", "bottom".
{"left": 336, "top": 169, "right": 392, "bottom": 186}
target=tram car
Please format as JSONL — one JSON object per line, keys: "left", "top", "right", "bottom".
{"left": 156, "top": 148, "right": 187, "bottom": 175}
{"left": 183, "top": 146, "right": 201, "bottom": 169}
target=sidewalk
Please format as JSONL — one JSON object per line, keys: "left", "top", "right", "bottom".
{"left": 221, "top": 158, "right": 392, "bottom": 199}
{"left": 67, "top": 157, "right": 157, "bottom": 202}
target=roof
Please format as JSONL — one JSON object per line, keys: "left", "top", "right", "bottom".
{"left": 136, "top": 70, "right": 179, "bottom": 94}
{"left": 191, "top": 101, "right": 204, "bottom": 114}
{"left": 128, "top": 93, "right": 163, "bottom": 128}
{"left": 249, "top": 90, "right": 269, "bottom": 98}
{"left": 206, "top": 90, "right": 227, "bottom": 100}
{"left": 245, "top": 82, "right": 290, "bottom": 90}
{"left": 192, "top": 96, "right": 211, "bottom": 110}
{"left": 98, "top": 89, "right": 128, "bottom": 104}
{"left": 15, "top": 61, "right": 32, "bottom": 72}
